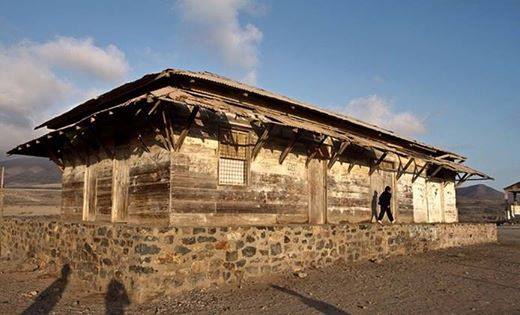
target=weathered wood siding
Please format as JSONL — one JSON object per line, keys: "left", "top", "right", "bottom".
{"left": 61, "top": 165, "right": 85, "bottom": 219}
{"left": 127, "top": 142, "right": 171, "bottom": 225}
{"left": 93, "top": 158, "right": 113, "bottom": 221}
{"left": 170, "top": 135, "right": 309, "bottom": 225}
{"left": 327, "top": 164, "right": 371, "bottom": 223}
{"left": 412, "top": 177, "right": 428, "bottom": 223}
{"left": 443, "top": 181, "right": 458, "bottom": 223}
{"left": 396, "top": 173, "right": 414, "bottom": 223}
{"left": 426, "top": 181, "right": 444, "bottom": 223}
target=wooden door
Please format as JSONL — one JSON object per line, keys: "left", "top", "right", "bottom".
{"left": 308, "top": 159, "right": 326, "bottom": 224}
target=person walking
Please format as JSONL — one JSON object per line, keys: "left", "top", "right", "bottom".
{"left": 377, "top": 186, "right": 395, "bottom": 224}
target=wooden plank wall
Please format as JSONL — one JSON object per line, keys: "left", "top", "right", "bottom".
{"left": 170, "top": 135, "right": 309, "bottom": 226}
{"left": 61, "top": 165, "right": 85, "bottom": 219}
{"left": 443, "top": 181, "right": 458, "bottom": 223}
{"left": 396, "top": 173, "right": 414, "bottom": 223}
{"left": 327, "top": 163, "right": 371, "bottom": 223}
{"left": 126, "top": 140, "right": 171, "bottom": 225}
{"left": 58, "top": 121, "right": 459, "bottom": 226}
{"left": 412, "top": 177, "right": 429, "bottom": 223}
{"left": 94, "top": 158, "right": 113, "bottom": 221}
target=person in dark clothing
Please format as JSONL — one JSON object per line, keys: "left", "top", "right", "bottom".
{"left": 377, "top": 186, "right": 394, "bottom": 224}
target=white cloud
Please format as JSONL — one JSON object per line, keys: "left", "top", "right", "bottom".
{"left": 344, "top": 95, "right": 427, "bottom": 137}
{"left": 175, "top": 0, "right": 263, "bottom": 84}
{"left": 34, "top": 37, "right": 129, "bottom": 82}
{"left": 0, "top": 37, "right": 129, "bottom": 155}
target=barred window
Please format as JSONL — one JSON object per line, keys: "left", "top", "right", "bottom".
{"left": 218, "top": 128, "right": 249, "bottom": 186}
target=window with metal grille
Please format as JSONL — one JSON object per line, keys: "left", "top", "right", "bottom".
{"left": 218, "top": 128, "right": 249, "bottom": 186}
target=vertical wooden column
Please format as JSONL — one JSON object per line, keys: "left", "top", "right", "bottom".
{"left": 308, "top": 159, "right": 327, "bottom": 224}
{"left": 82, "top": 165, "right": 96, "bottom": 221}
{"left": 112, "top": 157, "right": 130, "bottom": 222}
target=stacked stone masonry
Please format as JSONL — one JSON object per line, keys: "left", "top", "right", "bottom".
{"left": 1, "top": 217, "right": 496, "bottom": 302}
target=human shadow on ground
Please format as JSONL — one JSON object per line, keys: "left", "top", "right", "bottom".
{"left": 371, "top": 191, "right": 379, "bottom": 222}
{"left": 271, "top": 285, "right": 349, "bottom": 314}
{"left": 104, "top": 278, "right": 130, "bottom": 315}
{"left": 22, "top": 264, "right": 71, "bottom": 315}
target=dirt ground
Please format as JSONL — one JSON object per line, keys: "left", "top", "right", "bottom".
{"left": 0, "top": 226, "right": 518, "bottom": 315}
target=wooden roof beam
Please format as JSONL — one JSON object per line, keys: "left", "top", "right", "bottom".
{"left": 397, "top": 157, "right": 414, "bottom": 180}
{"left": 369, "top": 151, "right": 388, "bottom": 175}
{"left": 251, "top": 123, "right": 273, "bottom": 160}
{"left": 429, "top": 165, "right": 444, "bottom": 179}
{"left": 305, "top": 135, "right": 328, "bottom": 167}
{"left": 456, "top": 173, "right": 472, "bottom": 187}
{"left": 412, "top": 163, "right": 428, "bottom": 183}
{"left": 279, "top": 128, "right": 303, "bottom": 164}
{"left": 175, "top": 105, "right": 200, "bottom": 152}
{"left": 327, "top": 140, "right": 350, "bottom": 169}
{"left": 161, "top": 109, "right": 175, "bottom": 151}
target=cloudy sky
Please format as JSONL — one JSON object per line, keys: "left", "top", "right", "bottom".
{"left": 0, "top": 0, "right": 518, "bottom": 189}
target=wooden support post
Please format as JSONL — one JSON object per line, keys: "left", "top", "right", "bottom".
{"left": 305, "top": 135, "right": 328, "bottom": 167}
{"left": 252, "top": 124, "right": 273, "bottom": 160}
{"left": 279, "top": 129, "right": 303, "bottom": 164}
{"left": 412, "top": 163, "right": 428, "bottom": 183}
{"left": 175, "top": 106, "right": 200, "bottom": 151}
{"left": 82, "top": 165, "right": 96, "bottom": 221}
{"left": 369, "top": 151, "right": 388, "bottom": 175}
{"left": 327, "top": 140, "right": 350, "bottom": 169}
{"left": 396, "top": 158, "right": 414, "bottom": 180}
{"left": 112, "top": 157, "right": 130, "bottom": 222}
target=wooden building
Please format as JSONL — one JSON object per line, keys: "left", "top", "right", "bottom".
{"left": 504, "top": 181, "right": 520, "bottom": 220}
{"left": 9, "top": 69, "right": 492, "bottom": 226}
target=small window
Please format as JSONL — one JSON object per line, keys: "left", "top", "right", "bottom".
{"left": 218, "top": 128, "right": 249, "bottom": 186}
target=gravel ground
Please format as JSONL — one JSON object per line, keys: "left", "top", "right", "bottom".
{"left": 0, "top": 226, "right": 518, "bottom": 315}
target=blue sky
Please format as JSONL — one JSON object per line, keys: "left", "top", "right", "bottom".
{"left": 0, "top": 0, "right": 518, "bottom": 189}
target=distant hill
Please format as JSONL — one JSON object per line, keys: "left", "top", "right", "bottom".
{"left": 0, "top": 157, "right": 61, "bottom": 187}
{"left": 456, "top": 184, "right": 504, "bottom": 223}
{"left": 456, "top": 184, "right": 503, "bottom": 201}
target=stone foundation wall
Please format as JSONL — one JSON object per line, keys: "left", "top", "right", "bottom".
{"left": 0, "top": 217, "right": 496, "bottom": 302}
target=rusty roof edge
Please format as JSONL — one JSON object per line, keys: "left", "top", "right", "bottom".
{"left": 35, "top": 67, "right": 464, "bottom": 159}
{"left": 8, "top": 86, "right": 492, "bottom": 181}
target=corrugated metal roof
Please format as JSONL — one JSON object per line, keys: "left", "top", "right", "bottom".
{"left": 36, "top": 68, "right": 464, "bottom": 159}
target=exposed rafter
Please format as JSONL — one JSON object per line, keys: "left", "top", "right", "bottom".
{"left": 429, "top": 165, "right": 444, "bottom": 179}
{"left": 175, "top": 105, "right": 200, "bottom": 151}
{"left": 327, "top": 140, "right": 350, "bottom": 169}
{"left": 305, "top": 135, "right": 328, "bottom": 167}
{"left": 412, "top": 163, "right": 429, "bottom": 183}
{"left": 456, "top": 173, "right": 472, "bottom": 187}
{"left": 161, "top": 109, "right": 175, "bottom": 151}
{"left": 369, "top": 151, "right": 388, "bottom": 175}
{"left": 251, "top": 123, "right": 273, "bottom": 160}
{"left": 397, "top": 158, "right": 415, "bottom": 180}
{"left": 279, "top": 128, "right": 303, "bottom": 164}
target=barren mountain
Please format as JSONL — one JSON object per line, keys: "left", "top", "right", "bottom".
{"left": 0, "top": 157, "right": 61, "bottom": 187}
{"left": 456, "top": 184, "right": 504, "bottom": 222}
